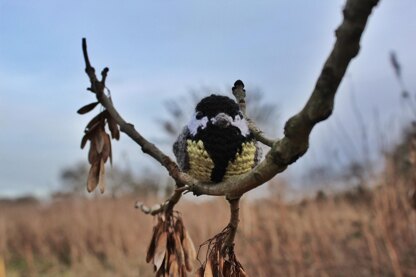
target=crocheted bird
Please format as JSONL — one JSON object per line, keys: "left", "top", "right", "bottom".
{"left": 173, "top": 92, "right": 261, "bottom": 183}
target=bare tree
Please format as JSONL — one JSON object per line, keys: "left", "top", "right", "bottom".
{"left": 78, "top": 0, "right": 380, "bottom": 275}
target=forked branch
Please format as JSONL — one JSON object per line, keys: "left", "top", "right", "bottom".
{"left": 82, "top": 0, "right": 379, "bottom": 200}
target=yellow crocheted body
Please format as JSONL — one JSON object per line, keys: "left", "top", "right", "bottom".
{"left": 187, "top": 140, "right": 214, "bottom": 182}
{"left": 224, "top": 142, "right": 257, "bottom": 179}
{"left": 186, "top": 140, "right": 256, "bottom": 182}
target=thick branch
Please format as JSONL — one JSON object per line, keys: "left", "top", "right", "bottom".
{"left": 189, "top": 0, "right": 380, "bottom": 198}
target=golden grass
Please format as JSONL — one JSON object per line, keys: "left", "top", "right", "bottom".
{"left": 1, "top": 179, "right": 415, "bottom": 277}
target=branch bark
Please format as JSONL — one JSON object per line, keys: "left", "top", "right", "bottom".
{"left": 222, "top": 197, "right": 240, "bottom": 254}
{"left": 135, "top": 189, "right": 183, "bottom": 215}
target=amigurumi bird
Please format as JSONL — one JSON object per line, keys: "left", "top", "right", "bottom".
{"left": 173, "top": 92, "right": 262, "bottom": 183}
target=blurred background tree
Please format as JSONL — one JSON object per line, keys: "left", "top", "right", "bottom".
{"left": 60, "top": 161, "right": 159, "bottom": 198}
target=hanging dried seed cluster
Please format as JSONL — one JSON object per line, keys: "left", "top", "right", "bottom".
{"left": 146, "top": 213, "right": 196, "bottom": 277}
{"left": 78, "top": 100, "right": 120, "bottom": 193}
{"left": 195, "top": 227, "right": 248, "bottom": 277}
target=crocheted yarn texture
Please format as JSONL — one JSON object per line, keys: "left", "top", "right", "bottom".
{"left": 173, "top": 94, "right": 261, "bottom": 183}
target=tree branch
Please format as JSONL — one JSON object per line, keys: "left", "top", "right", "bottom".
{"left": 222, "top": 197, "right": 240, "bottom": 254}
{"left": 189, "top": 0, "right": 380, "bottom": 198}
{"left": 82, "top": 38, "right": 187, "bottom": 187}
{"left": 135, "top": 189, "right": 183, "bottom": 215}
{"left": 232, "top": 80, "right": 275, "bottom": 147}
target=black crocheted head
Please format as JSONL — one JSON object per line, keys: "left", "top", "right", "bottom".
{"left": 192, "top": 94, "right": 253, "bottom": 182}
{"left": 195, "top": 94, "right": 241, "bottom": 119}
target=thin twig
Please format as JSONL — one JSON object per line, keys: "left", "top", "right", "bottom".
{"left": 135, "top": 190, "right": 183, "bottom": 215}
{"left": 232, "top": 80, "right": 275, "bottom": 147}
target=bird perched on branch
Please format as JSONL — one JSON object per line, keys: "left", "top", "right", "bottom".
{"left": 173, "top": 85, "right": 261, "bottom": 183}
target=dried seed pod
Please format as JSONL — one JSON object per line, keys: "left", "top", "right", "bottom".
{"left": 182, "top": 229, "right": 196, "bottom": 272}
{"left": 238, "top": 267, "right": 248, "bottom": 277}
{"left": 98, "top": 158, "right": 105, "bottom": 193}
{"left": 101, "top": 133, "right": 112, "bottom": 163}
{"left": 173, "top": 233, "right": 185, "bottom": 268}
{"left": 194, "top": 267, "right": 204, "bottom": 277}
{"left": 77, "top": 101, "right": 99, "bottom": 114}
{"left": 146, "top": 213, "right": 196, "bottom": 276}
{"left": 154, "top": 232, "right": 168, "bottom": 271}
{"left": 203, "top": 259, "right": 214, "bottom": 277}
{"left": 87, "top": 159, "right": 100, "bottom": 192}
{"left": 94, "top": 128, "right": 105, "bottom": 153}
{"left": 147, "top": 218, "right": 164, "bottom": 263}
{"left": 88, "top": 139, "right": 99, "bottom": 164}
{"left": 222, "top": 260, "right": 232, "bottom": 277}
{"left": 85, "top": 110, "right": 108, "bottom": 130}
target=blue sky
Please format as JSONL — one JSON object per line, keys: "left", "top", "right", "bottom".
{"left": 0, "top": 0, "right": 415, "bottom": 197}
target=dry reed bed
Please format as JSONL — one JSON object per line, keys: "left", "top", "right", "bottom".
{"left": 1, "top": 180, "right": 415, "bottom": 277}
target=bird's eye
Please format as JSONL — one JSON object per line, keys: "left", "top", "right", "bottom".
{"left": 195, "top": 112, "right": 203, "bottom": 120}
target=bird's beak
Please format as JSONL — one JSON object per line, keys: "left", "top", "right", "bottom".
{"left": 212, "top": 113, "right": 231, "bottom": 128}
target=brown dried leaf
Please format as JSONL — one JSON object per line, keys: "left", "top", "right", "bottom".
{"left": 222, "top": 261, "right": 232, "bottom": 277}
{"left": 101, "top": 133, "right": 111, "bottom": 163}
{"left": 180, "top": 265, "right": 187, "bottom": 277}
{"left": 173, "top": 233, "right": 185, "bottom": 268}
{"left": 218, "top": 256, "right": 224, "bottom": 273}
{"left": 107, "top": 116, "right": 120, "bottom": 140}
{"left": 86, "top": 110, "right": 108, "bottom": 130}
{"left": 98, "top": 158, "right": 105, "bottom": 193}
{"left": 94, "top": 128, "right": 105, "bottom": 153}
{"left": 80, "top": 133, "right": 90, "bottom": 149}
{"left": 168, "top": 255, "right": 179, "bottom": 277}
{"left": 154, "top": 232, "right": 168, "bottom": 271}
{"left": 174, "top": 217, "right": 185, "bottom": 240}
{"left": 155, "top": 265, "right": 166, "bottom": 277}
{"left": 183, "top": 230, "right": 196, "bottom": 272}
{"left": 194, "top": 267, "right": 204, "bottom": 277}
{"left": 88, "top": 140, "right": 99, "bottom": 164}
{"left": 203, "top": 259, "right": 214, "bottom": 277}
{"left": 87, "top": 160, "right": 100, "bottom": 192}
{"left": 82, "top": 120, "right": 103, "bottom": 151}
{"left": 147, "top": 218, "right": 164, "bottom": 263}
{"left": 238, "top": 267, "right": 248, "bottom": 277}
{"left": 77, "top": 102, "right": 99, "bottom": 114}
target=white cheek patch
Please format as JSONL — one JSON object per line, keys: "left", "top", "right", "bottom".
{"left": 231, "top": 116, "right": 250, "bottom": 137}
{"left": 187, "top": 114, "right": 208, "bottom": 136}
